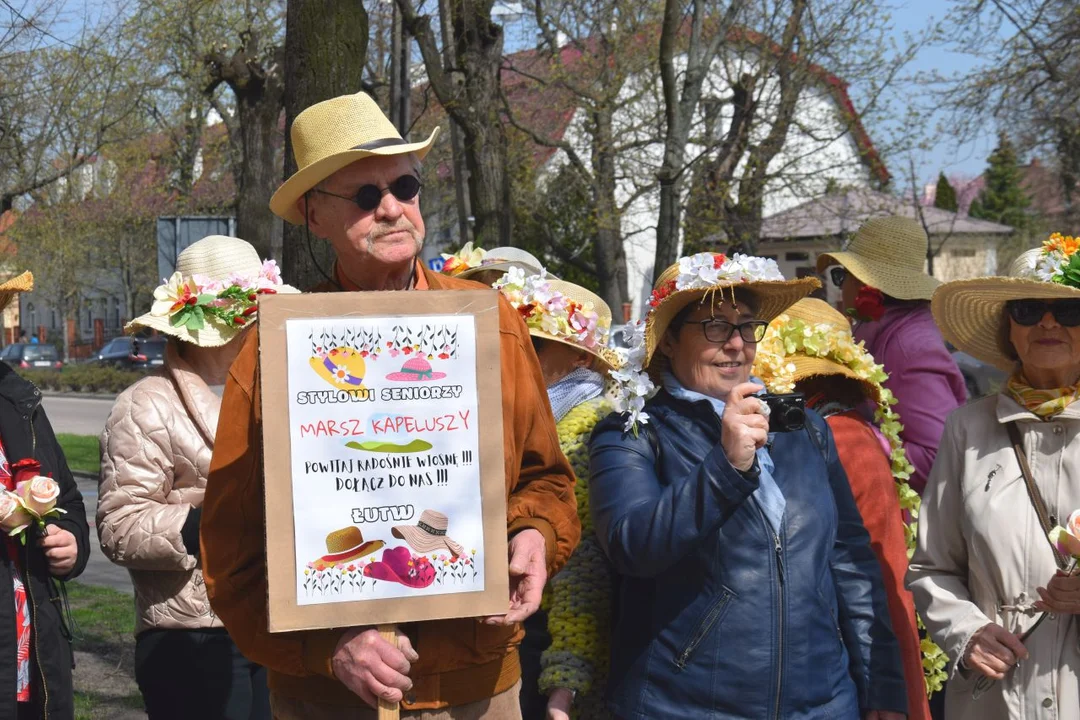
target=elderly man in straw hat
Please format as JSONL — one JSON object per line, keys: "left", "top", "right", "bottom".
{"left": 908, "top": 236, "right": 1080, "bottom": 720}
{"left": 816, "top": 215, "right": 966, "bottom": 494}
{"left": 200, "top": 92, "right": 580, "bottom": 720}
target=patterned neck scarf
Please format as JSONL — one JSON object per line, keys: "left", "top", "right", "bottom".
{"left": 1006, "top": 372, "right": 1080, "bottom": 419}
{"left": 547, "top": 367, "right": 604, "bottom": 423}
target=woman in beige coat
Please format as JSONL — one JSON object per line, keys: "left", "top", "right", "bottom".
{"left": 909, "top": 239, "right": 1080, "bottom": 720}
{"left": 98, "top": 236, "right": 295, "bottom": 720}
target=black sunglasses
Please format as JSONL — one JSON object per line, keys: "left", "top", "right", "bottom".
{"left": 311, "top": 174, "right": 423, "bottom": 212}
{"left": 830, "top": 266, "right": 847, "bottom": 289}
{"left": 1007, "top": 299, "right": 1080, "bottom": 327}
{"left": 691, "top": 319, "right": 768, "bottom": 344}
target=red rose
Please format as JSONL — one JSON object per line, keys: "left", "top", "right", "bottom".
{"left": 11, "top": 459, "right": 41, "bottom": 485}
{"left": 851, "top": 285, "right": 886, "bottom": 322}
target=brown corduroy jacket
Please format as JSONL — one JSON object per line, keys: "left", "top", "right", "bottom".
{"left": 200, "top": 266, "right": 581, "bottom": 710}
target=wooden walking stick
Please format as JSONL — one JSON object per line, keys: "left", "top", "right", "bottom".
{"left": 377, "top": 624, "right": 401, "bottom": 719}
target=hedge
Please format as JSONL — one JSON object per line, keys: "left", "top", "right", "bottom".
{"left": 17, "top": 365, "right": 148, "bottom": 394}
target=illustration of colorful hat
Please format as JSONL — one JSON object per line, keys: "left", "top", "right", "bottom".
{"left": 319, "top": 526, "right": 384, "bottom": 564}
{"left": 392, "top": 509, "right": 465, "bottom": 557}
{"left": 385, "top": 357, "right": 446, "bottom": 382}
{"left": 310, "top": 346, "right": 367, "bottom": 388}
{"left": 363, "top": 546, "right": 435, "bottom": 589}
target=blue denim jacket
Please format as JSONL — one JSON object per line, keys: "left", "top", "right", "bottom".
{"left": 588, "top": 390, "right": 908, "bottom": 719}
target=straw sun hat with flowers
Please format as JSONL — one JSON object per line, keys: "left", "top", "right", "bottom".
{"left": 492, "top": 268, "right": 620, "bottom": 374}
{"left": 612, "top": 252, "right": 819, "bottom": 431}
{"left": 127, "top": 235, "right": 298, "bottom": 348}
{"left": 933, "top": 233, "right": 1080, "bottom": 372}
{"left": 816, "top": 216, "right": 940, "bottom": 302}
{"left": 753, "top": 297, "right": 949, "bottom": 695}
{"left": 269, "top": 91, "right": 439, "bottom": 225}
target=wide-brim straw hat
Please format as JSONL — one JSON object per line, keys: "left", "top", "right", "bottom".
{"left": 769, "top": 298, "right": 880, "bottom": 402}
{"left": 127, "top": 235, "right": 298, "bottom": 347}
{"left": 644, "top": 261, "right": 819, "bottom": 369}
{"left": 529, "top": 278, "right": 619, "bottom": 374}
{"left": 932, "top": 247, "right": 1080, "bottom": 372}
{"left": 458, "top": 247, "right": 546, "bottom": 280}
{"left": 0, "top": 272, "right": 33, "bottom": 314}
{"left": 815, "top": 216, "right": 940, "bottom": 301}
{"left": 270, "top": 92, "right": 440, "bottom": 225}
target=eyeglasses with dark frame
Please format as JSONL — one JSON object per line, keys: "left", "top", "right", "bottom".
{"left": 1006, "top": 299, "right": 1080, "bottom": 327}
{"left": 310, "top": 174, "right": 423, "bottom": 212}
{"left": 830, "top": 266, "right": 848, "bottom": 289}
{"left": 691, "top": 319, "right": 769, "bottom": 344}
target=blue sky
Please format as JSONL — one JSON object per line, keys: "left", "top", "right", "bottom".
{"left": 891, "top": 0, "right": 1000, "bottom": 186}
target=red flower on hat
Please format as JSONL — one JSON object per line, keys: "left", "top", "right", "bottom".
{"left": 712, "top": 253, "right": 727, "bottom": 269}
{"left": 649, "top": 280, "right": 677, "bottom": 308}
{"left": 849, "top": 285, "right": 886, "bottom": 322}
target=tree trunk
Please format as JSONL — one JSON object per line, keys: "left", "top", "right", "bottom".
{"left": 398, "top": 0, "right": 512, "bottom": 248}
{"left": 280, "top": 0, "right": 369, "bottom": 290}
{"left": 234, "top": 73, "right": 285, "bottom": 261}
{"left": 591, "top": 108, "right": 628, "bottom": 311}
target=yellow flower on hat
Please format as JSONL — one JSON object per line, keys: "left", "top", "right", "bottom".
{"left": 440, "top": 242, "right": 487, "bottom": 276}
{"left": 151, "top": 272, "right": 199, "bottom": 317}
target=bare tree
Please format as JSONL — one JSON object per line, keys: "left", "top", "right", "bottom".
{"left": 205, "top": 10, "right": 286, "bottom": 261}
{"left": 396, "top": 0, "right": 513, "bottom": 249}
{"left": 944, "top": 0, "right": 1080, "bottom": 224}
{"left": 0, "top": 1, "right": 147, "bottom": 212}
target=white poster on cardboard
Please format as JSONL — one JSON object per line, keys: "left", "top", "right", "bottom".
{"left": 284, "top": 315, "right": 486, "bottom": 605}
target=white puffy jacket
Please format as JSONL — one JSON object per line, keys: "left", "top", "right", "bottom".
{"left": 97, "top": 341, "right": 223, "bottom": 634}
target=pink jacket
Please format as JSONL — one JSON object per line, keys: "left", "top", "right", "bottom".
{"left": 855, "top": 304, "right": 966, "bottom": 494}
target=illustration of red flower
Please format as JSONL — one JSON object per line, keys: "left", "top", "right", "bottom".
{"left": 438, "top": 352, "right": 450, "bottom": 360}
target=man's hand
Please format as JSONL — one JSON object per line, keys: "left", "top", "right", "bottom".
{"left": 1034, "top": 570, "right": 1080, "bottom": 615}
{"left": 863, "top": 712, "right": 905, "bottom": 720}
{"left": 484, "top": 528, "right": 547, "bottom": 625}
{"left": 546, "top": 688, "right": 573, "bottom": 720}
{"left": 37, "top": 525, "right": 77, "bottom": 577}
{"left": 963, "top": 622, "right": 1029, "bottom": 680}
{"left": 331, "top": 627, "right": 418, "bottom": 708}
{"left": 721, "top": 382, "right": 768, "bottom": 472}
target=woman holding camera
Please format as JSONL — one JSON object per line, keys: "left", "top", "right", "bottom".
{"left": 589, "top": 253, "right": 907, "bottom": 719}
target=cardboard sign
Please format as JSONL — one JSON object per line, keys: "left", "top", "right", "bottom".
{"left": 259, "top": 291, "right": 509, "bottom": 632}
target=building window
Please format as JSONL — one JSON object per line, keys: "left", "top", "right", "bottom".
{"left": 112, "top": 298, "right": 121, "bottom": 328}
{"left": 785, "top": 252, "right": 810, "bottom": 262}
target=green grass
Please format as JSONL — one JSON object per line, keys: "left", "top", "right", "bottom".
{"left": 57, "top": 434, "right": 100, "bottom": 475}
{"left": 66, "top": 581, "right": 135, "bottom": 649}
{"left": 66, "top": 582, "right": 141, "bottom": 720}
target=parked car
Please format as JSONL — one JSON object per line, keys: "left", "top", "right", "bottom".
{"left": 90, "top": 336, "right": 167, "bottom": 369}
{"left": 0, "top": 343, "right": 63, "bottom": 369}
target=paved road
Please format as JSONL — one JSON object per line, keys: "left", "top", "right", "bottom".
{"left": 75, "top": 477, "right": 133, "bottom": 594}
{"left": 41, "top": 394, "right": 117, "bottom": 437}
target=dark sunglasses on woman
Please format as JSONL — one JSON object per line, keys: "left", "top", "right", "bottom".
{"left": 311, "top": 174, "right": 423, "bottom": 212}
{"left": 1006, "top": 299, "right": 1080, "bottom": 327}
{"left": 829, "top": 266, "right": 847, "bottom": 289}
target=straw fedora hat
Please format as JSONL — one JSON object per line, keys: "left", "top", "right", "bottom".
{"left": 815, "top": 216, "right": 940, "bottom": 301}
{"left": 127, "top": 236, "right": 298, "bottom": 347}
{"left": 0, "top": 272, "right": 33, "bottom": 314}
{"left": 270, "top": 92, "right": 439, "bottom": 225}
{"left": 494, "top": 273, "right": 619, "bottom": 374}
{"left": 755, "top": 298, "right": 881, "bottom": 403}
{"left": 643, "top": 254, "right": 819, "bottom": 368}
{"left": 932, "top": 245, "right": 1080, "bottom": 372}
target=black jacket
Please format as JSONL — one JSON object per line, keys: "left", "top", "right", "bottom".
{"left": 0, "top": 364, "right": 90, "bottom": 720}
